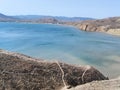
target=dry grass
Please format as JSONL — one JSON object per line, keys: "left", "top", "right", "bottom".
{"left": 0, "top": 49, "right": 108, "bottom": 90}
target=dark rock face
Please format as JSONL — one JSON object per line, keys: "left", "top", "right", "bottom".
{"left": 0, "top": 50, "right": 108, "bottom": 90}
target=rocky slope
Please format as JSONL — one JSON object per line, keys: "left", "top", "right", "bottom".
{"left": 67, "top": 17, "right": 120, "bottom": 35}
{"left": 0, "top": 49, "right": 107, "bottom": 90}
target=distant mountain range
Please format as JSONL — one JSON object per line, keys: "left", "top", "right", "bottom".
{"left": 0, "top": 13, "right": 94, "bottom": 23}
{"left": 14, "top": 15, "right": 93, "bottom": 22}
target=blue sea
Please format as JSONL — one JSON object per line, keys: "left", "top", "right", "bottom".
{"left": 0, "top": 22, "right": 120, "bottom": 78}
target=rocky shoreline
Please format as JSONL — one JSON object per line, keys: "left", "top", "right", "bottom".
{"left": 65, "top": 17, "right": 120, "bottom": 36}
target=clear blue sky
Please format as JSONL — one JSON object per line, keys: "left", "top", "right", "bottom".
{"left": 0, "top": 0, "right": 120, "bottom": 18}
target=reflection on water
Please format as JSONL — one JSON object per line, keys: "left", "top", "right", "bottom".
{"left": 0, "top": 22, "right": 120, "bottom": 78}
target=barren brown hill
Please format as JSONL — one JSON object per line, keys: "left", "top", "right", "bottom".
{"left": 66, "top": 17, "right": 120, "bottom": 35}
{"left": 0, "top": 49, "right": 108, "bottom": 90}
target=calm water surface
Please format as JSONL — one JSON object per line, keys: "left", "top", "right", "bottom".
{"left": 0, "top": 22, "right": 120, "bottom": 78}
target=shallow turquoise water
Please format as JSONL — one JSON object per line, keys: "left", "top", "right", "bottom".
{"left": 0, "top": 22, "right": 120, "bottom": 78}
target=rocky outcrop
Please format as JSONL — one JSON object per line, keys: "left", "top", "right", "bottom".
{"left": 61, "top": 77, "right": 120, "bottom": 90}
{"left": 0, "top": 49, "right": 108, "bottom": 90}
{"left": 67, "top": 17, "right": 120, "bottom": 35}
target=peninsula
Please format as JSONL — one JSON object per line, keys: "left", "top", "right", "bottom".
{"left": 66, "top": 17, "right": 120, "bottom": 36}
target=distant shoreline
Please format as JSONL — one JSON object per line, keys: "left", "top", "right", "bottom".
{"left": 1, "top": 21, "right": 120, "bottom": 37}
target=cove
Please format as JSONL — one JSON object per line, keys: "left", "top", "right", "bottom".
{"left": 0, "top": 22, "right": 120, "bottom": 78}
